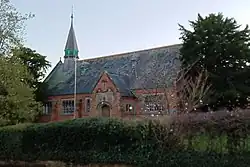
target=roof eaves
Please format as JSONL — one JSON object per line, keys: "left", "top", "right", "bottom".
{"left": 43, "top": 60, "right": 63, "bottom": 83}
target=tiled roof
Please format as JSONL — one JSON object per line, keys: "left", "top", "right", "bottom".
{"left": 107, "top": 72, "right": 134, "bottom": 97}
{"left": 44, "top": 44, "right": 181, "bottom": 96}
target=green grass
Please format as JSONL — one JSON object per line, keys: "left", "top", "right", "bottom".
{"left": 183, "top": 134, "right": 250, "bottom": 153}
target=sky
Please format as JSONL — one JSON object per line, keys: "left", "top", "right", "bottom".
{"left": 12, "top": 0, "right": 250, "bottom": 74}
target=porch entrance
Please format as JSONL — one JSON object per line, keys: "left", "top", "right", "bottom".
{"left": 101, "top": 104, "right": 110, "bottom": 117}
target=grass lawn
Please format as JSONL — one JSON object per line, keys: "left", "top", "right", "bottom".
{"left": 183, "top": 134, "right": 250, "bottom": 153}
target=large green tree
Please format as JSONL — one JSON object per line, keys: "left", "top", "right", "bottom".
{"left": 0, "top": 0, "right": 41, "bottom": 126}
{"left": 179, "top": 13, "right": 250, "bottom": 110}
{"left": 0, "top": 56, "right": 41, "bottom": 126}
{"left": 0, "top": 0, "right": 34, "bottom": 55}
{"left": 12, "top": 47, "right": 51, "bottom": 102}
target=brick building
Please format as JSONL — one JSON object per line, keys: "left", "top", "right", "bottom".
{"left": 41, "top": 14, "right": 181, "bottom": 122}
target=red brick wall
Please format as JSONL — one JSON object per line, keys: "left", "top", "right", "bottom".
{"left": 39, "top": 93, "right": 92, "bottom": 122}
{"left": 92, "top": 72, "right": 121, "bottom": 117}
{"left": 39, "top": 78, "right": 177, "bottom": 123}
{"left": 40, "top": 72, "right": 122, "bottom": 122}
{"left": 135, "top": 87, "right": 178, "bottom": 110}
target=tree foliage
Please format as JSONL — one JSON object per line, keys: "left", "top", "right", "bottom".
{"left": 0, "top": 56, "right": 41, "bottom": 126}
{"left": 179, "top": 13, "right": 250, "bottom": 110}
{"left": 0, "top": 1, "right": 41, "bottom": 126}
{"left": 12, "top": 47, "right": 51, "bottom": 102}
{"left": 0, "top": 0, "right": 34, "bottom": 55}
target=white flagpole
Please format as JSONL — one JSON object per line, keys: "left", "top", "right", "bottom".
{"left": 74, "top": 56, "right": 77, "bottom": 119}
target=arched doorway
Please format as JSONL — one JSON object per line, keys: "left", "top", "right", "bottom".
{"left": 101, "top": 104, "right": 110, "bottom": 117}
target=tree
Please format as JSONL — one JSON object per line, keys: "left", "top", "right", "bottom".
{"left": 0, "top": 56, "right": 41, "bottom": 125}
{"left": 133, "top": 52, "right": 211, "bottom": 117}
{"left": 11, "top": 47, "right": 51, "bottom": 102}
{"left": 176, "top": 69, "right": 212, "bottom": 113}
{"left": 0, "top": 0, "right": 40, "bottom": 126}
{"left": 179, "top": 13, "right": 250, "bottom": 110}
{"left": 0, "top": 0, "right": 34, "bottom": 55}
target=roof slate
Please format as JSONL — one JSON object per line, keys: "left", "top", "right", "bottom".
{"left": 44, "top": 44, "right": 181, "bottom": 96}
{"left": 64, "top": 18, "right": 78, "bottom": 52}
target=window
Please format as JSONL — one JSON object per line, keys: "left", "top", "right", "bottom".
{"left": 145, "top": 103, "right": 164, "bottom": 112}
{"left": 62, "top": 100, "right": 75, "bottom": 114}
{"left": 102, "top": 80, "right": 107, "bottom": 90}
{"left": 125, "top": 104, "right": 134, "bottom": 112}
{"left": 85, "top": 98, "right": 91, "bottom": 112}
{"left": 43, "top": 101, "right": 52, "bottom": 115}
{"left": 144, "top": 95, "right": 165, "bottom": 113}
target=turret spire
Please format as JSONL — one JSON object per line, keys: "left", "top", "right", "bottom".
{"left": 64, "top": 8, "right": 79, "bottom": 59}
{"left": 71, "top": 5, "right": 74, "bottom": 24}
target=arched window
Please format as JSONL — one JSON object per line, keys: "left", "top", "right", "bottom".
{"left": 43, "top": 101, "right": 52, "bottom": 115}
{"left": 85, "top": 98, "right": 91, "bottom": 112}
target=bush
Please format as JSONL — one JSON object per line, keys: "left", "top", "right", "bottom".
{"left": 0, "top": 117, "right": 250, "bottom": 166}
{"left": 0, "top": 123, "right": 30, "bottom": 160}
{"left": 170, "top": 110, "right": 250, "bottom": 153}
{"left": 20, "top": 118, "right": 184, "bottom": 165}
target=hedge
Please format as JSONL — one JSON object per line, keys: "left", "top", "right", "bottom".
{"left": 1, "top": 117, "right": 250, "bottom": 166}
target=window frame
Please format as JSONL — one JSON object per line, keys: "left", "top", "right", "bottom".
{"left": 43, "top": 101, "right": 53, "bottom": 115}
{"left": 85, "top": 97, "right": 92, "bottom": 113}
{"left": 61, "top": 99, "right": 75, "bottom": 115}
{"left": 143, "top": 94, "right": 165, "bottom": 113}
{"left": 125, "top": 104, "right": 134, "bottom": 113}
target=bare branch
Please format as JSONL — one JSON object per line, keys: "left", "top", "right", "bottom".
{"left": 0, "top": 0, "right": 34, "bottom": 55}
{"left": 176, "top": 69, "right": 212, "bottom": 113}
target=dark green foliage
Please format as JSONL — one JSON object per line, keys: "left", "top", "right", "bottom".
{"left": 11, "top": 47, "right": 51, "bottom": 102}
{"left": 0, "top": 123, "right": 30, "bottom": 160}
{"left": 1, "top": 117, "right": 250, "bottom": 166}
{"left": 179, "top": 13, "right": 250, "bottom": 110}
{"left": 0, "top": 56, "right": 41, "bottom": 125}
{"left": 0, "top": 82, "right": 7, "bottom": 96}
{"left": 0, "top": 1, "right": 40, "bottom": 126}
{"left": 12, "top": 47, "right": 51, "bottom": 82}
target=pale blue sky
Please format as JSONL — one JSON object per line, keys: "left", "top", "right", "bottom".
{"left": 12, "top": 0, "right": 250, "bottom": 73}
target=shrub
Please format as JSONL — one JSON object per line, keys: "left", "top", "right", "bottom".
{"left": 0, "top": 123, "right": 30, "bottom": 160}
{"left": 19, "top": 118, "right": 184, "bottom": 165}
{"left": 0, "top": 117, "right": 250, "bottom": 166}
{"left": 169, "top": 110, "right": 250, "bottom": 153}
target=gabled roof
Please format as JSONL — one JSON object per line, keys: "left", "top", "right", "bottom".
{"left": 44, "top": 44, "right": 181, "bottom": 96}
{"left": 106, "top": 72, "right": 134, "bottom": 97}
{"left": 92, "top": 71, "right": 134, "bottom": 97}
{"left": 43, "top": 60, "right": 63, "bottom": 83}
